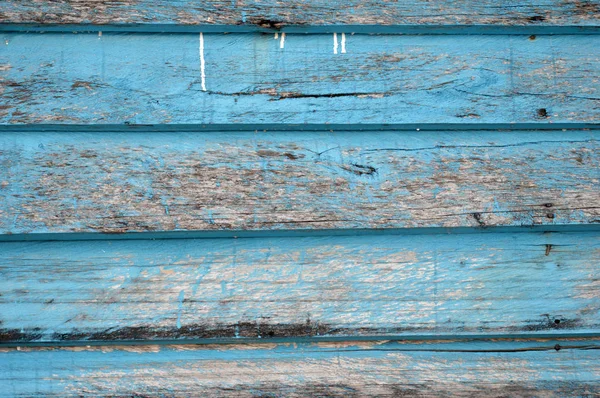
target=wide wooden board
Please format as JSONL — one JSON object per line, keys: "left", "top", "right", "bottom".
{"left": 1, "top": 0, "right": 600, "bottom": 29}
{"left": 1, "top": 340, "right": 599, "bottom": 396}
{"left": 0, "top": 130, "right": 597, "bottom": 235}
{"left": 1, "top": 230, "right": 598, "bottom": 343}
{"left": 2, "top": 33, "right": 600, "bottom": 126}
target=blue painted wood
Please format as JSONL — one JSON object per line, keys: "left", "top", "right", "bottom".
{"left": 1, "top": 33, "right": 600, "bottom": 126}
{"left": 1, "top": 340, "right": 599, "bottom": 396}
{"left": 0, "top": 130, "right": 596, "bottom": 234}
{"left": 1, "top": 1, "right": 598, "bottom": 392}
{"left": 2, "top": 0, "right": 600, "bottom": 29}
{"left": 1, "top": 231, "right": 598, "bottom": 343}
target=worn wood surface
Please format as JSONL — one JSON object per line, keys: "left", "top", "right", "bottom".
{"left": 0, "top": 130, "right": 597, "bottom": 235}
{"left": 1, "top": 340, "right": 599, "bottom": 396}
{"left": 1, "top": 231, "right": 598, "bottom": 343}
{"left": 2, "top": 0, "right": 600, "bottom": 29}
{"left": 1, "top": 33, "right": 600, "bottom": 126}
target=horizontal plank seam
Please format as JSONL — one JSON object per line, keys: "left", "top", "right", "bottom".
{"left": 1, "top": 123, "right": 600, "bottom": 133}
{"left": 2, "top": 24, "right": 600, "bottom": 35}
{"left": 3, "top": 333, "right": 600, "bottom": 349}
{"left": 1, "top": 224, "right": 599, "bottom": 242}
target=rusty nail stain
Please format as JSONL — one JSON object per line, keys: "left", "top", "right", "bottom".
{"left": 529, "top": 35, "right": 536, "bottom": 40}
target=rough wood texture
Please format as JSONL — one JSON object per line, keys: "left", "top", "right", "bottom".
{"left": 1, "top": 33, "right": 600, "bottom": 126}
{"left": 1, "top": 0, "right": 600, "bottom": 27}
{"left": 1, "top": 231, "right": 598, "bottom": 343}
{"left": 1, "top": 341, "right": 599, "bottom": 396}
{"left": 0, "top": 130, "right": 597, "bottom": 234}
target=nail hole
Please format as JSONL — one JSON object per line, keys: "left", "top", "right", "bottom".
{"left": 554, "top": 344, "right": 561, "bottom": 351}
{"left": 544, "top": 203, "right": 553, "bottom": 208}
{"left": 268, "top": 331, "right": 275, "bottom": 337}
{"left": 529, "top": 35, "right": 536, "bottom": 40}
{"left": 547, "top": 213, "right": 555, "bottom": 219}
{"left": 537, "top": 108, "right": 548, "bottom": 118}
{"left": 554, "top": 319, "right": 561, "bottom": 325}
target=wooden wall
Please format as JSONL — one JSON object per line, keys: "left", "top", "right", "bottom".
{"left": 1, "top": 1, "right": 599, "bottom": 396}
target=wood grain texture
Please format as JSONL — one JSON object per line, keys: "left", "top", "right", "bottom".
{"left": 1, "top": 341, "right": 599, "bottom": 397}
{"left": 1, "top": 33, "right": 600, "bottom": 126}
{"left": 1, "top": 0, "right": 600, "bottom": 28}
{"left": 0, "top": 130, "right": 597, "bottom": 234}
{"left": 1, "top": 231, "right": 598, "bottom": 343}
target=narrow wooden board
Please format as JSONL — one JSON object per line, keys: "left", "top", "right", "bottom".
{"left": 0, "top": 130, "right": 597, "bottom": 235}
{"left": 1, "top": 340, "right": 599, "bottom": 396}
{"left": 1, "top": 231, "right": 598, "bottom": 343}
{"left": 1, "top": 33, "right": 600, "bottom": 126}
{"left": 1, "top": 0, "right": 600, "bottom": 28}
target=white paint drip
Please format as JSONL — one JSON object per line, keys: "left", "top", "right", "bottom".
{"left": 280, "top": 32, "right": 286, "bottom": 49}
{"left": 333, "top": 33, "right": 338, "bottom": 54}
{"left": 199, "top": 32, "right": 207, "bottom": 91}
{"left": 98, "top": 31, "right": 102, "bottom": 39}
{"left": 274, "top": 32, "right": 279, "bottom": 39}
{"left": 341, "top": 32, "right": 346, "bottom": 53}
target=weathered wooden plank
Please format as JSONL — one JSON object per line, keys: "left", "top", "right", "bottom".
{"left": 1, "top": 340, "right": 599, "bottom": 396}
{"left": 1, "top": 0, "right": 600, "bottom": 29}
{"left": 1, "top": 231, "right": 598, "bottom": 343}
{"left": 0, "top": 130, "right": 597, "bottom": 234}
{"left": 1, "top": 33, "right": 600, "bottom": 126}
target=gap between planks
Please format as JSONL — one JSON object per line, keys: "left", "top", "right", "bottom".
{"left": 3, "top": 334, "right": 600, "bottom": 350}
{"left": 1, "top": 224, "right": 599, "bottom": 242}
{"left": 1, "top": 24, "right": 600, "bottom": 35}
{"left": 1, "top": 123, "right": 600, "bottom": 133}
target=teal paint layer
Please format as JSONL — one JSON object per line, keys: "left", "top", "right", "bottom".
{"left": 1, "top": 33, "right": 600, "bottom": 125}
{"left": 0, "top": 130, "right": 597, "bottom": 234}
{"left": 1, "top": 231, "right": 598, "bottom": 343}
{"left": 1, "top": 340, "right": 599, "bottom": 396}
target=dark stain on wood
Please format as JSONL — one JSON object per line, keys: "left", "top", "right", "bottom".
{"left": 519, "top": 316, "right": 582, "bottom": 332}
{"left": 1, "top": 321, "right": 334, "bottom": 342}
{"left": 472, "top": 212, "right": 486, "bottom": 227}
{"left": 246, "top": 18, "right": 285, "bottom": 29}
{"left": 341, "top": 163, "right": 378, "bottom": 176}
{"left": 528, "top": 15, "right": 547, "bottom": 22}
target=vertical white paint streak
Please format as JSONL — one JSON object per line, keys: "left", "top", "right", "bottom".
{"left": 200, "top": 32, "right": 207, "bottom": 92}
{"left": 280, "top": 32, "right": 286, "bottom": 49}
{"left": 274, "top": 32, "right": 279, "bottom": 39}
{"left": 98, "top": 31, "right": 102, "bottom": 39}
{"left": 333, "top": 33, "right": 338, "bottom": 54}
{"left": 341, "top": 32, "right": 346, "bottom": 53}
